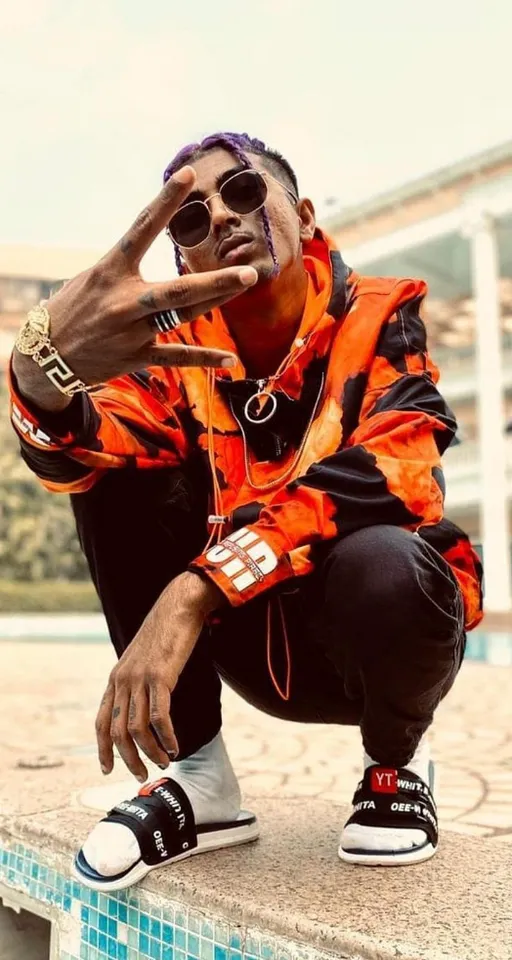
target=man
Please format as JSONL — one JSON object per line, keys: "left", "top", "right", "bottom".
{"left": 10, "top": 131, "right": 483, "bottom": 890}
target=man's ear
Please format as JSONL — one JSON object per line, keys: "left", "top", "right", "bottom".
{"left": 298, "top": 198, "right": 316, "bottom": 243}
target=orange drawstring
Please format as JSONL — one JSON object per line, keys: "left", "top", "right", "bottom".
{"left": 204, "top": 368, "right": 226, "bottom": 552}
{"left": 204, "top": 368, "right": 291, "bottom": 703}
{"left": 266, "top": 596, "right": 291, "bottom": 701}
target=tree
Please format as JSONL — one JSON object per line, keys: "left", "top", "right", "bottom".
{"left": 0, "top": 376, "right": 89, "bottom": 581}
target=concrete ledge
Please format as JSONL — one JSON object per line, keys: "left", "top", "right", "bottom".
{"left": 1, "top": 789, "right": 511, "bottom": 960}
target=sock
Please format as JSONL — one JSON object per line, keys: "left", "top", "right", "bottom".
{"left": 341, "top": 735, "right": 432, "bottom": 854}
{"left": 82, "top": 731, "right": 241, "bottom": 877}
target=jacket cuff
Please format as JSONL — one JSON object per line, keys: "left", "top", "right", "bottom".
{"left": 189, "top": 525, "right": 293, "bottom": 606}
{"left": 8, "top": 359, "right": 90, "bottom": 448}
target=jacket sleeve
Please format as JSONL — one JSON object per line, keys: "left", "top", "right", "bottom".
{"left": 189, "top": 296, "right": 457, "bottom": 605}
{"left": 8, "top": 364, "right": 190, "bottom": 494}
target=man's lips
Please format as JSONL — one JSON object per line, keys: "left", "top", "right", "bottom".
{"left": 217, "top": 233, "right": 254, "bottom": 259}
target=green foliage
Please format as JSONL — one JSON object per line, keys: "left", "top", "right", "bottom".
{"left": 0, "top": 376, "right": 90, "bottom": 582}
{"left": 0, "top": 578, "right": 100, "bottom": 612}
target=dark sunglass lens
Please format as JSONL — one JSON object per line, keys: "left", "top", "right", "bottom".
{"left": 222, "top": 171, "right": 267, "bottom": 215}
{"left": 169, "top": 202, "right": 210, "bottom": 247}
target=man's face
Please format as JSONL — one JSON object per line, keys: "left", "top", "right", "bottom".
{"left": 176, "top": 148, "right": 308, "bottom": 281}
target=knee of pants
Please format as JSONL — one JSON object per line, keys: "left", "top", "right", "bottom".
{"left": 322, "top": 525, "right": 462, "bottom": 633}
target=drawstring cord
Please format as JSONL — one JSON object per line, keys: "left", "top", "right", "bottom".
{"left": 267, "top": 595, "right": 291, "bottom": 702}
{"left": 204, "top": 367, "right": 291, "bottom": 702}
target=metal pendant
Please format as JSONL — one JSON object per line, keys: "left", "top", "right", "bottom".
{"left": 244, "top": 389, "right": 277, "bottom": 425}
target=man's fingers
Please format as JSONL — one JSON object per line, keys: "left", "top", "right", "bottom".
{"left": 110, "top": 688, "right": 148, "bottom": 782}
{"left": 95, "top": 684, "right": 115, "bottom": 775}
{"left": 134, "top": 266, "right": 258, "bottom": 319}
{"left": 148, "top": 682, "right": 179, "bottom": 758}
{"left": 127, "top": 684, "right": 170, "bottom": 769}
{"left": 141, "top": 344, "right": 237, "bottom": 369}
{"left": 114, "top": 166, "right": 197, "bottom": 267}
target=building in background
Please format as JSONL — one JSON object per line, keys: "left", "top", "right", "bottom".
{"left": 2, "top": 140, "right": 512, "bottom": 611}
{"left": 324, "top": 139, "right": 512, "bottom": 612}
{"left": 0, "top": 246, "right": 101, "bottom": 364}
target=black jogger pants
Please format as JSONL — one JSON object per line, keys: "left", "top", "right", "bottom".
{"left": 71, "top": 465, "right": 466, "bottom": 767}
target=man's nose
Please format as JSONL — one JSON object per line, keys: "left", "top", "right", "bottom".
{"left": 209, "top": 194, "right": 241, "bottom": 236}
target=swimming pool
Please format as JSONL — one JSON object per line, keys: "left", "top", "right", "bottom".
{"left": 0, "top": 615, "right": 510, "bottom": 665}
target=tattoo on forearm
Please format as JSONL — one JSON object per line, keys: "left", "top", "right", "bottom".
{"left": 139, "top": 290, "right": 157, "bottom": 310}
{"left": 112, "top": 706, "right": 121, "bottom": 720}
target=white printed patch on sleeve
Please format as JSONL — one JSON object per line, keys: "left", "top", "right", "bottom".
{"left": 205, "top": 527, "right": 278, "bottom": 592}
{"left": 11, "top": 403, "right": 51, "bottom": 447}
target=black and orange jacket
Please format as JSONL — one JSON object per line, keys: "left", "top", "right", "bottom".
{"left": 9, "top": 230, "right": 483, "bottom": 630}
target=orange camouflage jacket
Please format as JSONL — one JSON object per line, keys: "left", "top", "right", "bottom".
{"left": 9, "top": 230, "right": 484, "bottom": 629}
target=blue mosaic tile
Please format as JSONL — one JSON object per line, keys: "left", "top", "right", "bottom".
{"left": 215, "top": 925, "right": 229, "bottom": 947}
{"left": 0, "top": 839, "right": 313, "bottom": 960}
{"left": 201, "top": 941, "right": 214, "bottom": 960}
{"left": 230, "top": 931, "right": 242, "bottom": 951}
{"left": 188, "top": 933, "right": 200, "bottom": 957}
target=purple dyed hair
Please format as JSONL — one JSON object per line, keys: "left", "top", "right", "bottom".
{"left": 163, "top": 131, "right": 299, "bottom": 277}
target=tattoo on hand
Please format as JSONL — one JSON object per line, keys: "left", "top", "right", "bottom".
{"left": 139, "top": 290, "right": 157, "bottom": 310}
{"left": 112, "top": 706, "right": 121, "bottom": 720}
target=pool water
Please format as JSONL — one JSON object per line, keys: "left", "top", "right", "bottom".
{"left": 0, "top": 615, "right": 510, "bottom": 664}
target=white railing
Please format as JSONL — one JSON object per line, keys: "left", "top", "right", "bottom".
{"left": 443, "top": 435, "right": 512, "bottom": 508}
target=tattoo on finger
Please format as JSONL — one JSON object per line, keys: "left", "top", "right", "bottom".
{"left": 119, "top": 237, "right": 133, "bottom": 255}
{"left": 139, "top": 290, "right": 158, "bottom": 310}
{"left": 129, "top": 698, "right": 137, "bottom": 721}
{"left": 112, "top": 706, "right": 121, "bottom": 720}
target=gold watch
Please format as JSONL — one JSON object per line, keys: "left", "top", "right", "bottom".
{"left": 15, "top": 303, "right": 88, "bottom": 397}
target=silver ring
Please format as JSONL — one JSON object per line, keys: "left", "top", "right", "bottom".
{"left": 150, "top": 309, "right": 182, "bottom": 333}
{"left": 244, "top": 390, "right": 277, "bottom": 424}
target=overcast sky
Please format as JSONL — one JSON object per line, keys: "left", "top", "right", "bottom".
{"left": 1, "top": 0, "right": 511, "bottom": 276}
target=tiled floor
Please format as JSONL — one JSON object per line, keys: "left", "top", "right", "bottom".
{"left": 0, "top": 640, "right": 511, "bottom": 840}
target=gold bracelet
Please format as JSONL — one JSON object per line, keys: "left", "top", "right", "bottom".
{"left": 15, "top": 303, "right": 89, "bottom": 397}
{"left": 32, "top": 339, "right": 89, "bottom": 397}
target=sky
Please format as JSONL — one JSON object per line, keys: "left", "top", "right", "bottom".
{"left": 1, "top": 0, "right": 512, "bottom": 278}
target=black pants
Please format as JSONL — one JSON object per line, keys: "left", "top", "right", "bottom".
{"left": 71, "top": 466, "right": 466, "bottom": 767}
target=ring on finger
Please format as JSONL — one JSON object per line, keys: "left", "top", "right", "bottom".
{"left": 149, "top": 309, "right": 182, "bottom": 333}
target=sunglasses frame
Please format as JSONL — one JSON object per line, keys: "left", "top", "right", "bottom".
{"left": 167, "top": 168, "right": 298, "bottom": 249}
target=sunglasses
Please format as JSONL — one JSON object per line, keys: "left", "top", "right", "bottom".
{"left": 167, "top": 168, "right": 298, "bottom": 249}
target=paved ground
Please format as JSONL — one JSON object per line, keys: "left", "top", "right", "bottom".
{"left": 1, "top": 640, "right": 511, "bottom": 842}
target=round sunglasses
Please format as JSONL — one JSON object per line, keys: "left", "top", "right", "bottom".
{"left": 167, "top": 168, "right": 298, "bottom": 249}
